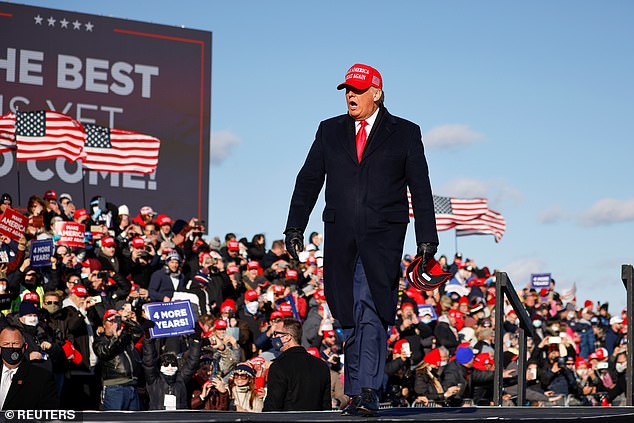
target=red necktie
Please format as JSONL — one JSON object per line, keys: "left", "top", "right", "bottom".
{"left": 356, "top": 120, "right": 368, "bottom": 163}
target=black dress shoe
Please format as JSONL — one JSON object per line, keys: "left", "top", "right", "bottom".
{"left": 355, "top": 388, "right": 379, "bottom": 417}
{"left": 341, "top": 395, "right": 361, "bottom": 416}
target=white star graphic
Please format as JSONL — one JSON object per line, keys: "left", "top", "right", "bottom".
{"left": 60, "top": 18, "right": 69, "bottom": 29}
{"left": 85, "top": 21, "right": 94, "bottom": 32}
{"left": 47, "top": 16, "right": 56, "bottom": 27}
{"left": 72, "top": 20, "right": 81, "bottom": 30}
{"left": 34, "top": 15, "right": 43, "bottom": 25}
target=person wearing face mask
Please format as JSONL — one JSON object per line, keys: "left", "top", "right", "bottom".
{"left": 92, "top": 309, "right": 144, "bottom": 410}
{"left": 237, "top": 289, "right": 266, "bottom": 351}
{"left": 413, "top": 348, "right": 460, "bottom": 406}
{"left": 263, "top": 318, "right": 331, "bottom": 411}
{"left": 142, "top": 326, "right": 202, "bottom": 410}
{"left": 0, "top": 325, "right": 59, "bottom": 410}
{"left": 7, "top": 300, "right": 64, "bottom": 376}
{"left": 605, "top": 349, "right": 628, "bottom": 405}
{"left": 395, "top": 301, "right": 432, "bottom": 364}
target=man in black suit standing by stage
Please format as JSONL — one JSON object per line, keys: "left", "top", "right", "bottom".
{"left": 0, "top": 326, "right": 59, "bottom": 410}
{"left": 285, "top": 63, "right": 438, "bottom": 416}
{"left": 263, "top": 318, "right": 331, "bottom": 411}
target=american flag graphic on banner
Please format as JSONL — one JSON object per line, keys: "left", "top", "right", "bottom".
{"left": 15, "top": 111, "right": 85, "bottom": 162}
{"left": 455, "top": 209, "right": 507, "bottom": 242}
{"left": 0, "top": 112, "right": 16, "bottom": 154}
{"left": 82, "top": 124, "right": 160, "bottom": 174}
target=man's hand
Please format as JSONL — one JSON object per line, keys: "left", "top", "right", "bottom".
{"left": 284, "top": 228, "right": 304, "bottom": 261}
{"left": 416, "top": 242, "right": 437, "bottom": 271}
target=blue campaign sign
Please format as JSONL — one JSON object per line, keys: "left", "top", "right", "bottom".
{"left": 29, "top": 239, "right": 54, "bottom": 268}
{"left": 418, "top": 304, "right": 438, "bottom": 321}
{"left": 531, "top": 273, "right": 552, "bottom": 289}
{"left": 143, "top": 300, "right": 195, "bottom": 338}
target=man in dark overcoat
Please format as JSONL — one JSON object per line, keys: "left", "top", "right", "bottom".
{"left": 285, "top": 63, "right": 438, "bottom": 416}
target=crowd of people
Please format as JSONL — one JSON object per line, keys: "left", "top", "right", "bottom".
{"left": 0, "top": 190, "right": 628, "bottom": 411}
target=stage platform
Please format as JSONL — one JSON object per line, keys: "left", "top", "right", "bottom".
{"left": 83, "top": 407, "right": 634, "bottom": 423}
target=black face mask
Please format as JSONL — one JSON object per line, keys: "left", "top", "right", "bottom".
{"left": 2, "top": 346, "right": 24, "bottom": 366}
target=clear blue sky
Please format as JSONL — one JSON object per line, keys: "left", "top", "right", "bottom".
{"left": 14, "top": 0, "right": 634, "bottom": 312}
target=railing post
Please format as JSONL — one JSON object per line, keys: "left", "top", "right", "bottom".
{"left": 493, "top": 271, "right": 506, "bottom": 406}
{"left": 517, "top": 328, "right": 527, "bottom": 406}
{"left": 622, "top": 264, "right": 633, "bottom": 406}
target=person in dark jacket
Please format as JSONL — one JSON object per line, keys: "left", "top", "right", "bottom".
{"left": 0, "top": 325, "right": 59, "bottom": 410}
{"left": 148, "top": 252, "right": 187, "bottom": 302}
{"left": 188, "top": 355, "right": 229, "bottom": 410}
{"left": 434, "top": 314, "right": 460, "bottom": 355}
{"left": 92, "top": 309, "right": 144, "bottom": 410}
{"left": 142, "top": 330, "right": 202, "bottom": 410}
{"left": 263, "top": 318, "right": 330, "bottom": 411}
{"left": 413, "top": 348, "right": 460, "bottom": 406}
{"left": 441, "top": 346, "right": 475, "bottom": 406}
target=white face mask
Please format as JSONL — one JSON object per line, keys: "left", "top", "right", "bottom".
{"left": 23, "top": 315, "right": 39, "bottom": 326}
{"left": 528, "top": 368, "right": 537, "bottom": 380}
{"left": 422, "top": 317, "right": 432, "bottom": 324}
{"left": 160, "top": 365, "right": 178, "bottom": 376}
{"left": 0, "top": 284, "right": 6, "bottom": 292}
{"left": 245, "top": 301, "right": 259, "bottom": 315}
{"left": 576, "top": 369, "right": 587, "bottom": 378}
{"left": 615, "top": 363, "right": 627, "bottom": 373}
{"left": 440, "top": 361, "right": 448, "bottom": 367}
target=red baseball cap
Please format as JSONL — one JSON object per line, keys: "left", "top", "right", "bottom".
{"left": 23, "top": 292, "right": 40, "bottom": 303}
{"left": 227, "top": 240, "right": 239, "bottom": 251}
{"left": 273, "top": 284, "right": 285, "bottom": 295}
{"left": 285, "top": 269, "right": 298, "bottom": 280}
{"left": 314, "top": 289, "right": 325, "bottom": 301}
{"left": 220, "top": 299, "right": 236, "bottom": 313}
{"left": 71, "top": 285, "right": 88, "bottom": 297}
{"left": 279, "top": 302, "right": 293, "bottom": 317}
{"left": 244, "top": 290, "right": 259, "bottom": 302}
{"left": 73, "top": 208, "right": 89, "bottom": 221}
{"left": 214, "top": 319, "right": 228, "bottom": 330}
{"left": 140, "top": 206, "right": 155, "bottom": 216}
{"left": 157, "top": 215, "right": 172, "bottom": 226}
{"left": 270, "top": 311, "right": 284, "bottom": 321}
{"left": 131, "top": 237, "right": 145, "bottom": 249}
{"left": 101, "top": 236, "right": 116, "bottom": 247}
{"left": 306, "top": 347, "right": 320, "bottom": 358}
{"left": 44, "top": 190, "right": 57, "bottom": 200}
{"left": 337, "top": 63, "right": 383, "bottom": 91}
{"left": 227, "top": 265, "right": 240, "bottom": 275}
{"left": 423, "top": 348, "right": 442, "bottom": 367}
{"left": 247, "top": 261, "right": 260, "bottom": 270}
{"left": 393, "top": 339, "right": 409, "bottom": 355}
{"left": 323, "top": 329, "right": 336, "bottom": 338}
{"left": 401, "top": 301, "right": 416, "bottom": 311}
{"left": 103, "top": 309, "right": 118, "bottom": 320}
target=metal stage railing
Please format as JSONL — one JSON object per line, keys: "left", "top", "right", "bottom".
{"left": 622, "top": 264, "right": 633, "bottom": 406}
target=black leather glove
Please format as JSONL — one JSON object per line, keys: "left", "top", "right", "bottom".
{"left": 284, "top": 227, "right": 304, "bottom": 261}
{"left": 416, "top": 242, "right": 438, "bottom": 271}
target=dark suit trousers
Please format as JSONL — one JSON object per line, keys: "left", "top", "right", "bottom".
{"left": 343, "top": 258, "right": 387, "bottom": 396}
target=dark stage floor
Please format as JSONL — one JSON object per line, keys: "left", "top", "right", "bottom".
{"left": 82, "top": 407, "right": 634, "bottom": 423}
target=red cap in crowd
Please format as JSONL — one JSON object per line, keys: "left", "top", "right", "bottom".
{"left": 337, "top": 63, "right": 382, "bottom": 91}
{"left": 392, "top": 339, "right": 409, "bottom": 355}
{"left": 423, "top": 348, "right": 442, "bottom": 367}
{"left": 306, "top": 347, "right": 320, "bottom": 358}
{"left": 285, "top": 269, "right": 298, "bottom": 280}
{"left": 323, "top": 329, "right": 335, "bottom": 338}
{"left": 273, "top": 284, "right": 285, "bottom": 295}
{"left": 23, "top": 292, "right": 40, "bottom": 303}
{"left": 244, "top": 290, "right": 258, "bottom": 302}
{"left": 103, "top": 309, "right": 118, "bottom": 320}
{"left": 314, "top": 289, "right": 325, "bottom": 301}
{"left": 140, "top": 206, "right": 155, "bottom": 216}
{"left": 575, "top": 356, "right": 588, "bottom": 368}
{"left": 214, "top": 319, "right": 228, "bottom": 330}
{"left": 473, "top": 353, "right": 494, "bottom": 370}
{"left": 157, "top": 215, "right": 172, "bottom": 226}
{"left": 306, "top": 256, "right": 317, "bottom": 266}
{"left": 270, "top": 311, "right": 284, "bottom": 321}
{"left": 227, "top": 240, "right": 239, "bottom": 251}
{"left": 458, "top": 296, "right": 469, "bottom": 305}
{"left": 101, "top": 236, "right": 116, "bottom": 247}
{"left": 81, "top": 258, "right": 102, "bottom": 273}
{"left": 74, "top": 208, "right": 89, "bottom": 221}
{"left": 44, "top": 190, "right": 57, "bottom": 200}
{"left": 71, "top": 285, "right": 88, "bottom": 297}
{"left": 584, "top": 300, "right": 593, "bottom": 309}
{"left": 221, "top": 299, "right": 236, "bottom": 313}
{"left": 131, "top": 237, "right": 145, "bottom": 249}
{"left": 247, "top": 261, "right": 260, "bottom": 270}
{"left": 401, "top": 301, "right": 416, "bottom": 312}
{"left": 279, "top": 302, "right": 293, "bottom": 317}
{"left": 227, "top": 265, "right": 240, "bottom": 275}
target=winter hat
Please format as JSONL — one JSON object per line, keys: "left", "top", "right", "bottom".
{"left": 19, "top": 301, "right": 39, "bottom": 316}
{"left": 233, "top": 363, "right": 255, "bottom": 378}
{"left": 455, "top": 346, "right": 474, "bottom": 365}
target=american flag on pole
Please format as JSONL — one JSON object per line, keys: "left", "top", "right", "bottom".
{"left": 0, "top": 112, "right": 16, "bottom": 154}
{"left": 82, "top": 124, "right": 160, "bottom": 174}
{"left": 15, "top": 111, "right": 85, "bottom": 162}
{"left": 408, "top": 191, "right": 506, "bottom": 241}
{"left": 455, "top": 208, "right": 507, "bottom": 242}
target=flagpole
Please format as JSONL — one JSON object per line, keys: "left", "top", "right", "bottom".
{"left": 16, "top": 162, "right": 22, "bottom": 206}
{"left": 454, "top": 229, "right": 458, "bottom": 254}
{"left": 81, "top": 168, "right": 87, "bottom": 209}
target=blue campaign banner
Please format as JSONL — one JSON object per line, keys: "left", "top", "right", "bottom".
{"left": 29, "top": 239, "right": 54, "bottom": 268}
{"left": 143, "top": 300, "right": 195, "bottom": 338}
{"left": 418, "top": 304, "right": 438, "bottom": 321}
{"left": 531, "top": 273, "right": 552, "bottom": 289}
